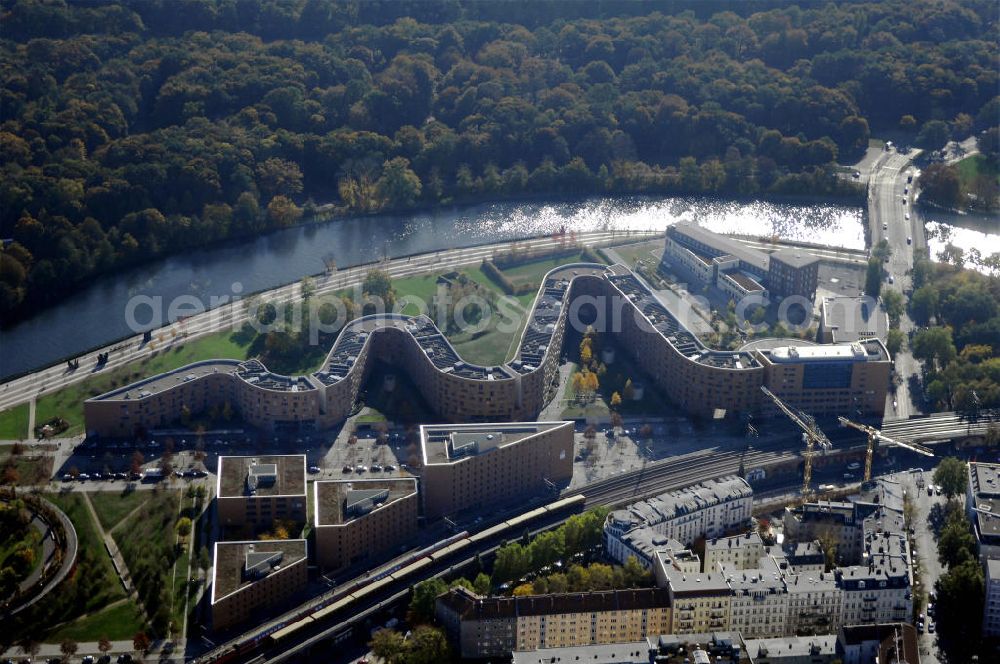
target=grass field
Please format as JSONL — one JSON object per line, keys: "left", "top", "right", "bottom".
{"left": 1, "top": 454, "right": 53, "bottom": 485}
{"left": 0, "top": 403, "right": 29, "bottom": 440}
{"left": 44, "top": 492, "right": 132, "bottom": 621}
{"left": 956, "top": 153, "right": 1000, "bottom": 186}
{"left": 46, "top": 600, "right": 145, "bottom": 642}
{"left": 113, "top": 489, "right": 181, "bottom": 635}
{"left": 89, "top": 489, "right": 152, "bottom": 531}
{"left": 34, "top": 329, "right": 256, "bottom": 436}
{"left": 608, "top": 240, "right": 665, "bottom": 269}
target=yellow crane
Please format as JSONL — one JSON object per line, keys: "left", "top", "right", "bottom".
{"left": 838, "top": 416, "right": 934, "bottom": 482}
{"left": 761, "top": 386, "right": 831, "bottom": 499}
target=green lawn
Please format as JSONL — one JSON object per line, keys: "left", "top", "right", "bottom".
{"left": 46, "top": 492, "right": 129, "bottom": 610}
{"left": 89, "top": 489, "right": 152, "bottom": 532}
{"left": 608, "top": 240, "right": 665, "bottom": 270}
{"left": 956, "top": 153, "right": 1000, "bottom": 186}
{"left": 2, "top": 453, "right": 54, "bottom": 485}
{"left": 0, "top": 403, "right": 29, "bottom": 439}
{"left": 35, "top": 328, "right": 256, "bottom": 436}
{"left": 112, "top": 489, "right": 181, "bottom": 636}
{"left": 46, "top": 600, "right": 145, "bottom": 642}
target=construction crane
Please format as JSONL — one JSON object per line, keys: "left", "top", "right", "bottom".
{"left": 761, "top": 386, "right": 831, "bottom": 499}
{"left": 838, "top": 416, "right": 934, "bottom": 483}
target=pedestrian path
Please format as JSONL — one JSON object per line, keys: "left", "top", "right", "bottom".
{"left": 81, "top": 491, "right": 136, "bottom": 597}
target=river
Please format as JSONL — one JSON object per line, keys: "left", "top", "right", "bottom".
{"left": 1, "top": 195, "right": 864, "bottom": 380}
{"left": 923, "top": 209, "right": 1000, "bottom": 274}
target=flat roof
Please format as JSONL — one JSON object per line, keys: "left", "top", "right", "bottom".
{"left": 314, "top": 477, "right": 417, "bottom": 526}
{"left": 420, "top": 421, "right": 572, "bottom": 466}
{"left": 668, "top": 221, "right": 769, "bottom": 272}
{"left": 512, "top": 642, "right": 649, "bottom": 664}
{"left": 211, "top": 539, "right": 306, "bottom": 604}
{"left": 821, "top": 296, "right": 888, "bottom": 344}
{"left": 744, "top": 634, "right": 836, "bottom": 659}
{"left": 770, "top": 246, "right": 820, "bottom": 269}
{"left": 969, "top": 462, "right": 1000, "bottom": 537}
{"left": 89, "top": 359, "right": 242, "bottom": 401}
{"left": 767, "top": 343, "right": 866, "bottom": 362}
{"left": 217, "top": 455, "right": 306, "bottom": 498}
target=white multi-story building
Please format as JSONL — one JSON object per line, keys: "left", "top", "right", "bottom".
{"left": 967, "top": 461, "right": 1000, "bottom": 561}
{"left": 604, "top": 476, "right": 753, "bottom": 564}
{"left": 983, "top": 558, "right": 1000, "bottom": 638}
{"left": 726, "top": 557, "right": 790, "bottom": 638}
{"left": 837, "top": 530, "right": 912, "bottom": 627}
{"left": 704, "top": 532, "right": 766, "bottom": 572}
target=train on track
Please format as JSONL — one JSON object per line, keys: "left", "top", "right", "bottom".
{"left": 205, "top": 494, "right": 586, "bottom": 663}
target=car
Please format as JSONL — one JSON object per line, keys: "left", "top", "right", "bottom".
{"left": 929, "top": 591, "right": 937, "bottom": 602}
{"left": 308, "top": 466, "right": 321, "bottom": 474}
{"left": 82, "top": 656, "right": 95, "bottom": 664}
{"left": 355, "top": 465, "right": 367, "bottom": 473}
{"left": 927, "top": 602, "right": 935, "bottom": 616}
{"left": 62, "top": 473, "right": 73, "bottom": 482}
{"left": 927, "top": 486, "right": 933, "bottom": 496}
{"left": 174, "top": 470, "right": 185, "bottom": 478}
{"left": 78, "top": 473, "right": 90, "bottom": 481}
{"left": 904, "top": 187, "right": 908, "bottom": 194}
{"left": 117, "top": 656, "right": 133, "bottom": 664}
{"left": 852, "top": 171, "right": 861, "bottom": 179}
{"left": 917, "top": 622, "right": 924, "bottom": 634}
{"left": 907, "top": 174, "right": 913, "bottom": 183}
{"left": 342, "top": 465, "right": 353, "bottom": 473}
{"left": 384, "top": 464, "right": 396, "bottom": 472}
{"left": 905, "top": 213, "right": 910, "bottom": 220}
{"left": 888, "top": 275, "right": 894, "bottom": 284}
{"left": 907, "top": 236, "right": 912, "bottom": 244}
{"left": 115, "top": 472, "right": 127, "bottom": 480}
{"left": 883, "top": 222, "right": 888, "bottom": 230}
{"left": 927, "top": 623, "right": 935, "bottom": 633}
{"left": 902, "top": 198, "right": 907, "bottom": 205}
{"left": 98, "top": 656, "right": 112, "bottom": 664}
{"left": 371, "top": 464, "right": 383, "bottom": 472}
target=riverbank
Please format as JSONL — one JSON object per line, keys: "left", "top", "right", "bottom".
{"left": 0, "top": 196, "right": 864, "bottom": 381}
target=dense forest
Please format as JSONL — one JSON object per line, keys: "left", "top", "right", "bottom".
{"left": 1, "top": 0, "right": 998, "bottom": 322}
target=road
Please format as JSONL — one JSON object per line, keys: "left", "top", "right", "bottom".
{"left": 889, "top": 468, "right": 945, "bottom": 664}
{"left": 0, "top": 229, "right": 658, "bottom": 420}
{"left": 868, "top": 148, "right": 924, "bottom": 420}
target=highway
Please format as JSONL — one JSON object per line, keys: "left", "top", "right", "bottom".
{"left": 868, "top": 147, "right": 924, "bottom": 420}
{"left": 0, "top": 229, "right": 658, "bottom": 417}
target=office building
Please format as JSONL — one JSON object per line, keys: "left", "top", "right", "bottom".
{"left": 216, "top": 455, "right": 306, "bottom": 532}
{"left": 85, "top": 263, "right": 889, "bottom": 437}
{"left": 983, "top": 559, "right": 1000, "bottom": 638}
{"left": 967, "top": 461, "right": 1000, "bottom": 560}
{"left": 313, "top": 477, "right": 418, "bottom": 571}
{"left": 210, "top": 539, "right": 307, "bottom": 630}
{"left": 419, "top": 421, "right": 574, "bottom": 519}
{"left": 818, "top": 296, "right": 888, "bottom": 344}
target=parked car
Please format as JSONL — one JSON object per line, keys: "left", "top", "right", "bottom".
{"left": 384, "top": 464, "right": 396, "bottom": 472}
{"left": 342, "top": 465, "right": 353, "bottom": 473}
{"left": 308, "top": 466, "right": 322, "bottom": 474}
{"left": 371, "top": 464, "right": 383, "bottom": 472}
